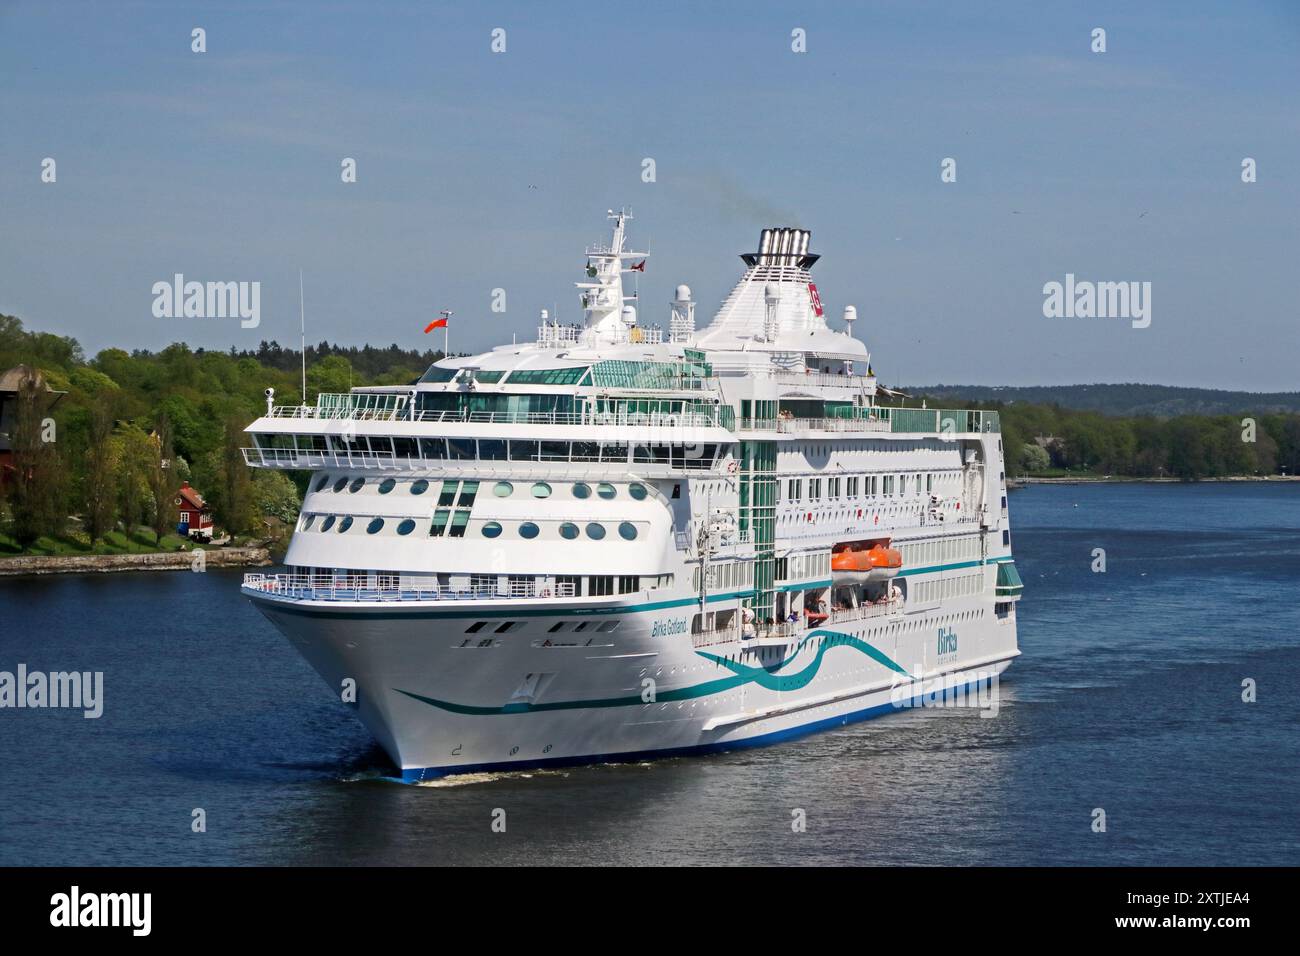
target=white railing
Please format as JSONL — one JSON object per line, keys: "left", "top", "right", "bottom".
{"left": 827, "top": 599, "right": 903, "bottom": 624}
{"left": 262, "top": 406, "right": 723, "bottom": 428}
{"left": 769, "top": 369, "right": 866, "bottom": 389}
{"left": 242, "top": 573, "right": 578, "bottom": 603}
{"left": 692, "top": 625, "right": 739, "bottom": 648}
{"left": 243, "top": 447, "right": 401, "bottom": 470}
{"left": 775, "top": 416, "right": 891, "bottom": 434}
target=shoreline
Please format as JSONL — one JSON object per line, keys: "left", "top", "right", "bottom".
{"left": 0, "top": 547, "right": 273, "bottom": 577}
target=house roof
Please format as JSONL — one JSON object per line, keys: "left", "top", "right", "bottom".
{"left": 178, "top": 483, "right": 207, "bottom": 510}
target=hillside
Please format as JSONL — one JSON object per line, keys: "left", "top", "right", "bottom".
{"left": 902, "top": 384, "right": 1300, "bottom": 417}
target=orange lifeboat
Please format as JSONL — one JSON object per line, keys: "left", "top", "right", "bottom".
{"left": 831, "top": 544, "right": 903, "bottom": 583}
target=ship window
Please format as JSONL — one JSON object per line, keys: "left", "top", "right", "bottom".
{"left": 540, "top": 441, "right": 570, "bottom": 461}
{"left": 338, "top": 516, "right": 354, "bottom": 533}
{"left": 600, "top": 443, "right": 628, "bottom": 463}
{"left": 1003, "top": 530, "right": 1010, "bottom": 546}
{"left": 458, "top": 481, "right": 480, "bottom": 507}
{"left": 531, "top": 482, "right": 552, "bottom": 499}
{"left": 302, "top": 514, "right": 316, "bottom": 531}
{"left": 572, "top": 482, "right": 592, "bottom": 499}
{"left": 618, "top": 575, "right": 638, "bottom": 594}
{"left": 321, "top": 515, "right": 337, "bottom": 531}
{"left": 448, "top": 511, "right": 470, "bottom": 538}
{"left": 519, "top": 522, "right": 540, "bottom": 539}
{"left": 349, "top": 477, "right": 366, "bottom": 493}
{"left": 419, "top": 438, "right": 447, "bottom": 460}
{"left": 332, "top": 477, "right": 348, "bottom": 493}
{"left": 429, "top": 510, "right": 450, "bottom": 536}
{"left": 548, "top": 622, "right": 565, "bottom": 633}
{"left": 572, "top": 441, "right": 600, "bottom": 462}
{"left": 494, "top": 622, "right": 514, "bottom": 634}
{"left": 671, "top": 484, "right": 681, "bottom": 499}
{"left": 378, "top": 478, "right": 397, "bottom": 495}
{"left": 397, "top": 519, "right": 416, "bottom": 536}
{"left": 510, "top": 440, "right": 539, "bottom": 462}
{"left": 586, "top": 523, "right": 606, "bottom": 540}
{"left": 464, "top": 621, "right": 488, "bottom": 633}
{"left": 599, "top": 620, "right": 621, "bottom": 632}
{"left": 597, "top": 482, "right": 616, "bottom": 500}
{"left": 410, "top": 479, "right": 429, "bottom": 495}
{"left": 438, "top": 482, "right": 459, "bottom": 507}
{"left": 618, "top": 522, "right": 638, "bottom": 541}
{"left": 314, "top": 475, "right": 331, "bottom": 492}
{"left": 448, "top": 437, "right": 476, "bottom": 460}
{"left": 478, "top": 439, "right": 508, "bottom": 461}
{"left": 493, "top": 481, "right": 513, "bottom": 498}
{"left": 629, "top": 483, "right": 647, "bottom": 500}
{"left": 589, "top": 576, "right": 614, "bottom": 596}
{"left": 559, "top": 522, "right": 579, "bottom": 540}
{"left": 481, "top": 521, "right": 503, "bottom": 539}
{"left": 366, "top": 518, "right": 384, "bottom": 534}
{"left": 393, "top": 437, "right": 417, "bottom": 460}
{"left": 420, "top": 366, "right": 459, "bottom": 384}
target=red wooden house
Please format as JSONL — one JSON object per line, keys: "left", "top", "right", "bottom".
{"left": 175, "top": 481, "right": 214, "bottom": 539}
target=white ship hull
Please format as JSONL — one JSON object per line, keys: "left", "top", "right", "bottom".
{"left": 251, "top": 586, "right": 1018, "bottom": 780}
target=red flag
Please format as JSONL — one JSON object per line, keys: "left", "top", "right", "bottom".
{"left": 424, "top": 318, "right": 448, "bottom": 333}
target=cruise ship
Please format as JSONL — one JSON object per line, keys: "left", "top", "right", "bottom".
{"left": 241, "top": 211, "right": 1024, "bottom": 781}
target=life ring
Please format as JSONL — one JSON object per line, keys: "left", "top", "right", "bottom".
{"left": 727, "top": 460, "right": 739, "bottom": 474}
{"left": 541, "top": 588, "right": 552, "bottom": 598}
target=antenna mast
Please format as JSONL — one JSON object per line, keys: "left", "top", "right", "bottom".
{"left": 299, "top": 269, "right": 308, "bottom": 408}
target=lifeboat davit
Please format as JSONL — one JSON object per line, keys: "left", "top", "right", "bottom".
{"left": 831, "top": 544, "right": 903, "bottom": 584}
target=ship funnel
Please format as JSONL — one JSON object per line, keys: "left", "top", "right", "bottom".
{"left": 743, "top": 227, "right": 819, "bottom": 269}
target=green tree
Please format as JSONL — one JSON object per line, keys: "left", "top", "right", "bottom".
{"left": 147, "top": 414, "right": 179, "bottom": 543}
{"left": 82, "top": 403, "right": 119, "bottom": 542}
{"left": 7, "top": 371, "right": 67, "bottom": 546}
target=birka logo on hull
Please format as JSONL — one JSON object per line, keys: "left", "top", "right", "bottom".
{"left": 151, "top": 273, "right": 261, "bottom": 328}
{"left": 651, "top": 618, "right": 689, "bottom": 638}
{"left": 936, "top": 626, "right": 958, "bottom": 656}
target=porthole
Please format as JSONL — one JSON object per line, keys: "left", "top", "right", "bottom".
{"left": 314, "top": 475, "right": 331, "bottom": 492}
{"left": 520, "top": 522, "right": 540, "bottom": 539}
{"left": 332, "top": 478, "right": 348, "bottom": 493}
{"left": 321, "top": 515, "right": 337, "bottom": 531}
{"left": 618, "top": 521, "right": 638, "bottom": 541}
{"left": 572, "top": 482, "right": 591, "bottom": 499}
{"left": 628, "top": 482, "right": 647, "bottom": 500}
{"left": 397, "top": 518, "right": 416, "bottom": 536}
{"left": 349, "top": 477, "right": 365, "bottom": 493}
{"left": 559, "top": 522, "right": 579, "bottom": 540}
{"left": 597, "top": 482, "right": 616, "bottom": 500}
{"left": 302, "top": 514, "right": 316, "bottom": 531}
{"left": 586, "top": 522, "right": 606, "bottom": 540}
{"left": 378, "top": 478, "right": 397, "bottom": 495}
{"left": 338, "top": 515, "right": 353, "bottom": 533}
{"left": 366, "top": 517, "right": 384, "bottom": 535}
{"left": 531, "top": 482, "right": 552, "bottom": 499}
{"left": 494, "top": 481, "right": 513, "bottom": 498}
{"left": 410, "top": 479, "right": 429, "bottom": 495}
{"left": 482, "top": 521, "right": 503, "bottom": 539}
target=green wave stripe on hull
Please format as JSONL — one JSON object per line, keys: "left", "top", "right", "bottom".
{"left": 393, "top": 629, "right": 911, "bottom": 716}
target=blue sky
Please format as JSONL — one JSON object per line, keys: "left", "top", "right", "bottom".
{"left": 1, "top": 0, "right": 1297, "bottom": 389}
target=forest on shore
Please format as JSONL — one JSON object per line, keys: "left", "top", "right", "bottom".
{"left": 1, "top": 312, "right": 1295, "bottom": 555}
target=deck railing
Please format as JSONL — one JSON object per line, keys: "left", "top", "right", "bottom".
{"left": 263, "top": 404, "right": 723, "bottom": 428}
{"left": 242, "top": 573, "right": 579, "bottom": 603}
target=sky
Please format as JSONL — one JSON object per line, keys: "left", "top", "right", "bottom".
{"left": 0, "top": 0, "right": 1297, "bottom": 390}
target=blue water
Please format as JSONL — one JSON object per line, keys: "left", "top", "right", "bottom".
{"left": 1, "top": 482, "right": 1297, "bottom": 865}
